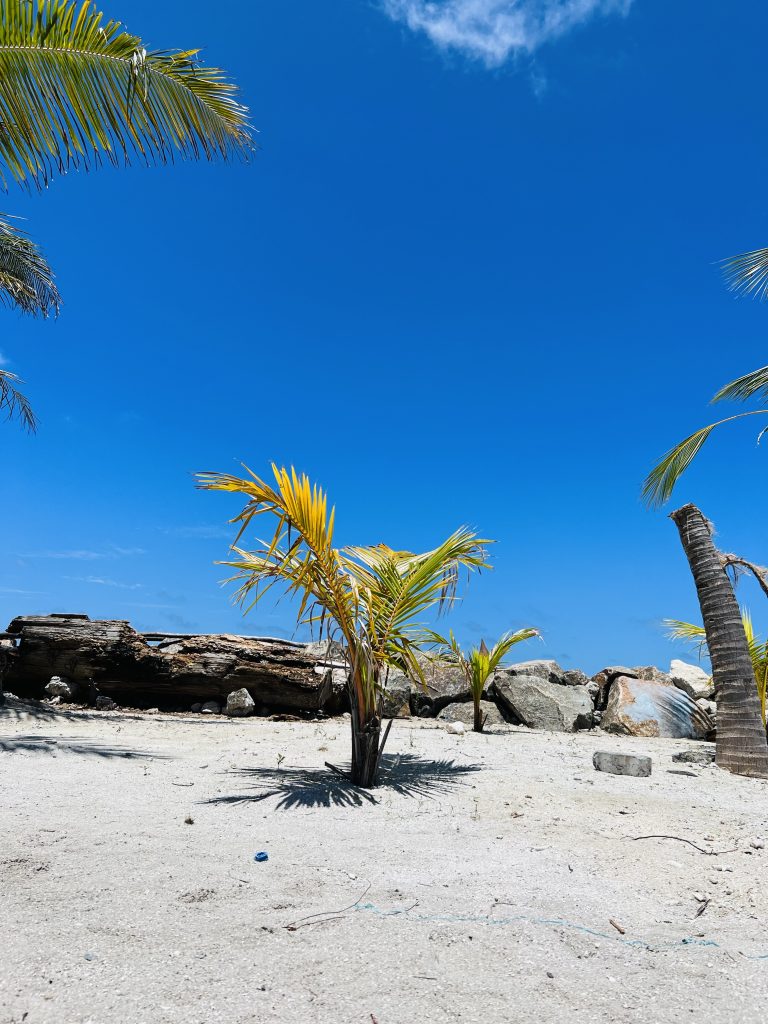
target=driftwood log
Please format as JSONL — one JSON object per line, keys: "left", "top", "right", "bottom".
{"left": 4, "top": 615, "right": 340, "bottom": 711}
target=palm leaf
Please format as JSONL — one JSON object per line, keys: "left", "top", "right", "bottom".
{"left": 642, "top": 411, "right": 768, "bottom": 507}
{"left": 712, "top": 365, "right": 768, "bottom": 405}
{"left": 0, "top": 367, "right": 36, "bottom": 429}
{"left": 722, "top": 248, "right": 768, "bottom": 300}
{"left": 0, "top": 0, "right": 254, "bottom": 190}
{"left": 0, "top": 214, "right": 59, "bottom": 315}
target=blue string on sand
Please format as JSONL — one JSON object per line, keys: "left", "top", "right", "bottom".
{"left": 351, "top": 902, "right": 768, "bottom": 960}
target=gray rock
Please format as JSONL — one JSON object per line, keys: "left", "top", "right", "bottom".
{"left": 225, "top": 688, "right": 256, "bottom": 717}
{"left": 44, "top": 675, "right": 78, "bottom": 701}
{"left": 561, "top": 669, "right": 590, "bottom": 687}
{"left": 200, "top": 701, "right": 220, "bottom": 715}
{"left": 492, "top": 672, "right": 593, "bottom": 732}
{"left": 503, "top": 660, "right": 564, "bottom": 685}
{"left": 381, "top": 676, "right": 411, "bottom": 719}
{"left": 696, "top": 698, "right": 717, "bottom": 717}
{"left": 407, "top": 657, "right": 479, "bottom": 716}
{"left": 601, "top": 676, "right": 712, "bottom": 739}
{"left": 437, "top": 700, "right": 509, "bottom": 729}
{"left": 672, "top": 747, "right": 716, "bottom": 765}
{"left": 95, "top": 696, "right": 118, "bottom": 711}
{"left": 190, "top": 703, "right": 202, "bottom": 713}
{"left": 633, "top": 666, "right": 672, "bottom": 685}
{"left": 593, "top": 751, "right": 652, "bottom": 777}
{"left": 670, "top": 659, "right": 713, "bottom": 701}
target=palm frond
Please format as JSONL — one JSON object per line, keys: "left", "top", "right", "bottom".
{"left": 0, "top": 368, "right": 36, "bottom": 430}
{"left": 0, "top": 0, "right": 254, "bottom": 190}
{"left": 0, "top": 214, "right": 59, "bottom": 315}
{"left": 722, "top": 248, "right": 768, "bottom": 300}
{"left": 642, "top": 411, "right": 768, "bottom": 507}
{"left": 712, "top": 365, "right": 768, "bottom": 405}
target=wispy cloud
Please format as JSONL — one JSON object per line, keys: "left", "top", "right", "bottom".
{"left": 0, "top": 351, "right": 9, "bottom": 367}
{"left": 20, "top": 545, "right": 146, "bottom": 561}
{"left": 381, "top": 0, "right": 633, "bottom": 67}
{"left": 64, "top": 576, "right": 144, "bottom": 591}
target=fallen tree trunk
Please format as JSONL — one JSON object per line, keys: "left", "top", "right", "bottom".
{"left": 4, "top": 614, "right": 335, "bottom": 711}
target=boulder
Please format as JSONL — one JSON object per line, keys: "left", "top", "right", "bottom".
{"left": 406, "top": 658, "right": 478, "bottom": 716}
{"left": 601, "top": 676, "right": 712, "bottom": 739}
{"left": 381, "top": 676, "right": 411, "bottom": 719}
{"left": 225, "top": 688, "right": 255, "bottom": 717}
{"left": 44, "top": 675, "right": 78, "bottom": 701}
{"left": 95, "top": 695, "right": 118, "bottom": 711}
{"left": 561, "top": 668, "right": 590, "bottom": 687}
{"left": 503, "top": 660, "right": 565, "bottom": 685}
{"left": 437, "top": 700, "right": 509, "bottom": 729}
{"left": 670, "top": 659, "right": 713, "bottom": 701}
{"left": 492, "top": 672, "right": 593, "bottom": 732}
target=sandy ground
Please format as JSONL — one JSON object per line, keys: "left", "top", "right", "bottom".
{"left": 2, "top": 699, "right": 768, "bottom": 1024}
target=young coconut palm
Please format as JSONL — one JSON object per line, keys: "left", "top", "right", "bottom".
{"left": 667, "top": 609, "right": 768, "bottom": 726}
{"left": 432, "top": 629, "right": 540, "bottom": 732}
{"left": 197, "top": 464, "right": 491, "bottom": 788}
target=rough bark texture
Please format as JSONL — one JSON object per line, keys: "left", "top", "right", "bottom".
{"left": 349, "top": 715, "right": 383, "bottom": 787}
{"left": 671, "top": 504, "right": 768, "bottom": 778}
{"left": 4, "top": 614, "right": 332, "bottom": 711}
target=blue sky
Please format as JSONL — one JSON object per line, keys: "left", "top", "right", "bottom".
{"left": 3, "top": 0, "right": 768, "bottom": 673}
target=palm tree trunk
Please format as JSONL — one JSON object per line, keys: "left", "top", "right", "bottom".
{"left": 350, "top": 712, "right": 383, "bottom": 787}
{"left": 473, "top": 693, "right": 483, "bottom": 732}
{"left": 671, "top": 504, "right": 768, "bottom": 778}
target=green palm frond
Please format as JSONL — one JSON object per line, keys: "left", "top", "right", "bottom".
{"left": 712, "top": 365, "right": 768, "bottom": 404}
{"left": 666, "top": 609, "right": 768, "bottom": 724}
{"left": 0, "top": 215, "right": 59, "bottom": 315}
{"left": 0, "top": 0, "right": 254, "bottom": 190}
{"left": 642, "top": 410, "right": 768, "bottom": 507}
{"left": 0, "top": 368, "right": 36, "bottom": 430}
{"left": 431, "top": 627, "right": 540, "bottom": 701}
{"left": 722, "top": 248, "right": 768, "bottom": 300}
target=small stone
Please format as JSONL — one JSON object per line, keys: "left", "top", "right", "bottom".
{"left": 84, "top": 952, "right": 95, "bottom": 962}
{"left": 225, "top": 688, "right": 256, "bottom": 718}
{"left": 191, "top": 703, "right": 202, "bottom": 713}
{"left": 751, "top": 839, "right": 765, "bottom": 850}
{"left": 672, "top": 748, "right": 715, "bottom": 766}
{"left": 95, "top": 696, "right": 118, "bottom": 711}
{"left": 45, "top": 676, "right": 78, "bottom": 701}
{"left": 145, "top": 707, "right": 159, "bottom": 715}
{"left": 692, "top": 892, "right": 706, "bottom": 903}
{"left": 592, "top": 751, "right": 652, "bottom": 777}
{"left": 445, "top": 721, "right": 465, "bottom": 736}
{"left": 200, "top": 702, "right": 220, "bottom": 715}
{"left": 546, "top": 971, "right": 555, "bottom": 979}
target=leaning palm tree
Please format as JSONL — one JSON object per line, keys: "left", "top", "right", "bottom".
{"left": 432, "top": 629, "right": 539, "bottom": 732}
{"left": 197, "top": 464, "right": 491, "bottom": 787}
{"left": 670, "top": 504, "right": 768, "bottom": 778}
{"left": 0, "top": 0, "right": 253, "bottom": 428}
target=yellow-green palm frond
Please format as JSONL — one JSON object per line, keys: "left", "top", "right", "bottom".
{"left": 642, "top": 411, "right": 768, "bottom": 507}
{"left": 197, "top": 465, "right": 355, "bottom": 645}
{"left": 0, "top": 368, "right": 36, "bottom": 430}
{"left": 712, "top": 365, "right": 768, "bottom": 405}
{"left": 0, "top": 215, "right": 59, "bottom": 315}
{"left": 430, "top": 627, "right": 540, "bottom": 700}
{"left": 722, "top": 248, "right": 768, "bottom": 301}
{"left": 0, "top": 0, "right": 254, "bottom": 190}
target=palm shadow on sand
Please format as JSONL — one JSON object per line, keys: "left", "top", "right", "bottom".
{"left": 205, "top": 753, "right": 482, "bottom": 810}
{"left": 0, "top": 733, "right": 170, "bottom": 759}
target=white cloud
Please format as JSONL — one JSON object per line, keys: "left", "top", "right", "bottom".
{"left": 64, "top": 576, "right": 144, "bottom": 591}
{"left": 382, "top": 0, "right": 633, "bottom": 66}
{"left": 0, "top": 352, "right": 9, "bottom": 367}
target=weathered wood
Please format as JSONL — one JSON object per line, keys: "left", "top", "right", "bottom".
{"left": 4, "top": 615, "right": 333, "bottom": 711}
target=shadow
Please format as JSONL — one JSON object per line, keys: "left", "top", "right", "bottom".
{"left": 0, "top": 696, "right": 104, "bottom": 722}
{"left": 0, "top": 734, "right": 170, "bottom": 759}
{"left": 206, "top": 753, "right": 482, "bottom": 810}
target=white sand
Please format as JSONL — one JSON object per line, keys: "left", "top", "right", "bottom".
{"left": 2, "top": 700, "right": 768, "bottom": 1024}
